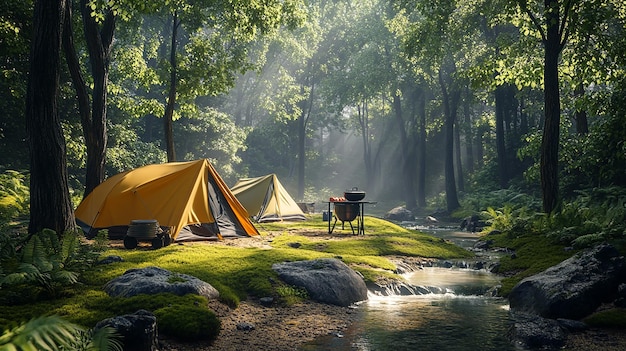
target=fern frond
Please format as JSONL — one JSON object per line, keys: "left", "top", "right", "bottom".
{"left": 60, "top": 232, "right": 80, "bottom": 264}
{"left": 51, "top": 270, "right": 79, "bottom": 285}
{"left": 88, "top": 326, "right": 123, "bottom": 351}
{"left": 0, "top": 315, "right": 80, "bottom": 351}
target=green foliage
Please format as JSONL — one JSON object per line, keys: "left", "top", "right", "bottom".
{"left": 541, "top": 187, "right": 626, "bottom": 249}
{"left": 154, "top": 304, "right": 220, "bottom": 342}
{"left": 0, "top": 315, "right": 79, "bottom": 351}
{"left": 0, "top": 315, "right": 122, "bottom": 351}
{"left": 0, "top": 170, "right": 29, "bottom": 223}
{"left": 0, "top": 230, "right": 98, "bottom": 303}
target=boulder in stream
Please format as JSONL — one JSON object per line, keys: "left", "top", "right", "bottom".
{"left": 509, "top": 243, "right": 626, "bottom": 320}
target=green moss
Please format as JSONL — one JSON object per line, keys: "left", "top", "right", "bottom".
{"left": 154, "top": 304, "right": 220, "bottom": 341}
{"left": 1, "top": 216, "right": 473, "bottom": 330}
{"left": 483, "top": 231, "right": 576, "bottom": 296}
{"left": 584, "top": 309, "right": 626, "bottom": 328}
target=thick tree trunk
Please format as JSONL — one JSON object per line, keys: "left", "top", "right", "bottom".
{"left": 79, "top": 0, "right": 114, "bottom": 196}
{"left": 26, "top": 0, "right": 76, "bottom": 236}
{"left": 540, "top": 0, "right": 562, "bottom": 213}
{"left": 164, "top": 11, "right": 179, "bottom": 162}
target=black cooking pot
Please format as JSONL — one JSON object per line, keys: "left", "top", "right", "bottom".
{"left": 344, "top": 187, "right": 365, "bottom": 201}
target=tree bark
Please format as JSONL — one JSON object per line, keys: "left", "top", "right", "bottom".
{"left": 416, "top": 88, "right": 427, "bottom": 208}
{"left": 463, "top": 87, "right": 474, "bottom": 173}
{"left": 540, "top": 0, "right": 562, "bottom": 213}
{"left": 439, "top": 66, "right": 461, "bottom": 212}
{"left": 494, "top": 85, "right": 508, "bottom": 188}
{"left": 454, "top": 119, "right": 464, "bottom": 192}
{"left": 392, "top": 93, "right": 417, "bottom": 210}
{"left": 164, "top": 11, "right": 179, "bottom": 162}
{"left": 79, "top": 0, "right": 115, "bottom": 197}
{"left": 26, "top": 0, "right": 76, "bottom": 236}
{"left": 574, "top": 83, "right": 588, "bottom": 134}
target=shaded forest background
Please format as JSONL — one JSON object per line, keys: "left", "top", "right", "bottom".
{"left": 2, "top": 0, "right": 626, "bottom": 234}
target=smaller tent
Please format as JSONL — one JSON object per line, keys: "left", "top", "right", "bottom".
{"left": 230, "top": 174, "right": 306, "bottom": 223}
{"left": 75, "top": 159, "right": 258, "bottom": 241}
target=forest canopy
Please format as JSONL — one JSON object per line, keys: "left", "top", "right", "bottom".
{"left": 2, "top": 0, "right": 626, "bottom": 234}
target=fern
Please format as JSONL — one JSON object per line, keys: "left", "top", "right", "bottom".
{"left": 0, "top": 230, "right": 86, "bottom": 299}
{"left": 0, "top": 315, "right": 78, "bottom": 351}
{"left": 0, "top": 316, "right": 123, "bottom": 351}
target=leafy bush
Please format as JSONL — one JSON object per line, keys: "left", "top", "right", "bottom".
{"left": 0, "top": 170, "right": 29, "bottom": 223}
{"left": 154, "top": 304, "right": 220, "bottom": 341}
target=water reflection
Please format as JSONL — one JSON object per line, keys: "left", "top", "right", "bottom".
{"left": 299, "top": 268, "right": 514, "bottom": 351}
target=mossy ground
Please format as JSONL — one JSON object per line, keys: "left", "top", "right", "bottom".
{"left": 0, "top": 214, "right": 470, "bottom": 333}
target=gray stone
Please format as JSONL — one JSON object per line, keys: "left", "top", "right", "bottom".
{"left": 508, "top": 311, "right": 566, "bottom": 350}
{"left": 95, "top": 309, "right": 158, "bottom": 351}
{"left": 104, "top": 266, "right": 219, "bottom": 299}
{"left": 384, "top": 207, "right": 413, "bottom": 221}
{"left": 97, "top": 255, "right": 124, "bottom": 265}
{"left": 272, "top": 258, "right": 368, "bottom": 307}
{"left": 509, "top": 243, "right": 626, "bottom": 320}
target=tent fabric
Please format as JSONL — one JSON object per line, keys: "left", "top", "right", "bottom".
{"left": 230, "top": 174, "right": 306, "bottom": 223}
{"left": 75, "top": 159, "right": 258, "bottom": 241}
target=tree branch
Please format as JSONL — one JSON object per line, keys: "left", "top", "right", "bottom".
{"left": 517, "top": 0, "right": 547, "bottom": 43}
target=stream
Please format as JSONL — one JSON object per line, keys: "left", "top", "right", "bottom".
{"left": 299, "top": 224, "right": 515, "bottom": 351}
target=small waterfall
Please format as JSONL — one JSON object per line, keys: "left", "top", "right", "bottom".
{"left": 368, "top": 281, "right": 452, "bottom": 296}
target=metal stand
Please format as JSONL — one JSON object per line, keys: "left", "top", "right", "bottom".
{"left": 326, "top": 201, "right": 368, "bottom": 235}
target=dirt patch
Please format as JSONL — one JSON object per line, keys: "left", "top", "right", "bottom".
{"left": 159, "top": 298, "right": 359, "bottom": 351}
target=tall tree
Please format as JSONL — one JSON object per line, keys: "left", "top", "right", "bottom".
{"left": 26, "top": 0, "right": 75, "bottom": 235}
{"left": 516, "top": 0, "right": 574, "bottom": 212}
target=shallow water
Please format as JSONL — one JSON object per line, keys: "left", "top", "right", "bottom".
{"left": 300, "top": 267, "right": 513, "bottom": 351}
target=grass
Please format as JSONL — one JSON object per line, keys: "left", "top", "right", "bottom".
{"left": 1, "top": 215, "right": 471, "bottom": 331}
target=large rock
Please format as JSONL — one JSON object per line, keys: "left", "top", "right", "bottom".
{"left": 384, "top": 206, "right": 413, "bottom": 221}
{"left": 104, "top": 266, "right": 219, "bottom": 299}
{"left": 272, "top": 258, "right": 368, "bottom": 307}
{"left": 95, "top": 309, "right": 158, "bottom": 351}
{"left": 508, "top": 243, "right": 626, "bottom": 319}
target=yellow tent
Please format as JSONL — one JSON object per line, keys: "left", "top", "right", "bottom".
{"left": 230, "top": 174, "right": 306, "bottom": 223}
{"left": 75, "top": 159, "right": 258, "bottom": 241}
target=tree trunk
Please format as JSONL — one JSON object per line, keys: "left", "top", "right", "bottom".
{"left": 494, "top": 85, "right": 508, "bottom": 188}
{"left": 164, "top": 11, "right": 179, "bottom": 162}
{"left": 540, "top": 0, "right": 562, "bottom": 213}
{"left": 574, "top": 83, "right": 588, "bottom": 134}
{"left": 454, "top": 119, "right": 464, "bottom": 192}
{"left": 416, "top": 88, "right": 427, "bottom": 208}
{"left": 439, "top": 67, "right": 461, "bottom": 212}
{"left": 297, "top": 82, "right": 314, "bottom": 200}
{"left": 26, "top": 0, "right": 76, "bottom": 236}
{"left": 79, "top": 0, "right": 114, "bottom": 197}
{"left": 392, "top": 93, "right": 417, "bottom": 210}
{"left": 463, "top": 87, "right": 474, "bottom": 173}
